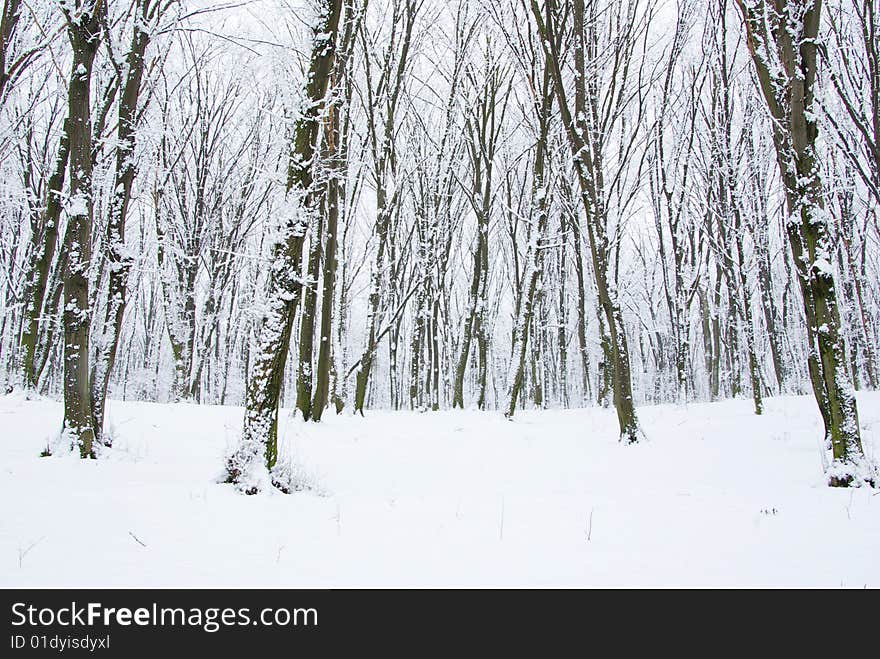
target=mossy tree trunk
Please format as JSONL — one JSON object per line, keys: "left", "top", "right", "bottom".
{"left": 736, "top": 0, "right": 868, "bottom": 485}
{"left": 20, "top": 128, "right": 68, "bottom": 391}
{"left": 226, "top": 0, "right": 344, "bottom": 492}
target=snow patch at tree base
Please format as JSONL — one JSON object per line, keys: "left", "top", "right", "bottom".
{"left": 826, "top": 458, "right": 877, "bottom": 488}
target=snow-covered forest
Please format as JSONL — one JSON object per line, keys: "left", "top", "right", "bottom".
{"left": 0, "top": 0, "right": 879, "bottom": 585}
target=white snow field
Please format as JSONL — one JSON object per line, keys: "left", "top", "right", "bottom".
{"left": 1, "top": 392, "right": 878, "bottom": 588}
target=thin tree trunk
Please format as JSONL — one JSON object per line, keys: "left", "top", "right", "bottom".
{"left": 505, "top": 66, "right": 552, "bottom": 418}
{"left": 532, "top": 0, "right": 641, "bottom": 441}
{"left": 295, "top": 189, "right": 323, "bottom": 420}
{"left": 733, "top": 206, "right": 763, "bottom": 414}
{"left": 20, "top": 129, "right": 69, "bottom": 390}
{"left": 312, "top": 102, "right": 343, "bottom": 421}
{"left": 91, "top": 2, "right": 151, "bottom": 441}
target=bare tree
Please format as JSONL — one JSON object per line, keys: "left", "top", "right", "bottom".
{"left": 530, "top": 0, "right": 650, "bottom": 441}
{"left": 736, "top": 0, "right": 870, "bottom": 485}
{"left": 453, "top": 44, "right": 509, "bottom": 410}
{"left": 56, "top": 0, "right": 105, "bottom": 457}
{"left": 226, "top": 0, "right": 345, "bottom": 493}
{"left": 352, "top": 0, "right": 420, "bottom": 414}
{"left": 91, "top": 0, "right": 170, "bottom": 443}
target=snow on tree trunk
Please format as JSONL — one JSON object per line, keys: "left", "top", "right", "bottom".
{"left": 91, "top": 0, "right": 153, "bottom": 444}
{"left": 736, "top": 0, "right": 872, "bottom": 485}
{"left": 57, "top": 1, "right": 102, "bottom": 458}
{"left": 226, "top": 0, "right": 344, "bottom": 493}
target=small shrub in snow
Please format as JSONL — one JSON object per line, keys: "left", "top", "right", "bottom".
{"left": 270, "top": 459, "right": 326, "bottom": 496}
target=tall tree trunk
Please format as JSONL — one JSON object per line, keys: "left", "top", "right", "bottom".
{"left": 58, "top": 1, "right": 102, "bottom": 458}
{"left": 557, "top": 217, "right": 569, "bottom": 408}
{"left": 733, "top": 206, "right": 763, "bottom": 414}
{"left": 746, "top": 132, "right": 787, "bottom": 392}
{"left": 20, "top": 129, "right": 69, "bottom": 390}
{"left": 563, "top": 185, "right": 592, "bottom": 402}
{"left": 754, "top": 221, "right": 786, "bottom": 392}
{"left": 352, "top": 0, "right": 420, "bottom": 415}
{"left": 453, "top": 210, "right": 488, "bottom": 409}
{"left": 532, "top": 0, "right": 641, "bottom": 441}
{"left": 353, "top": 200, "right": 392, "bottom": 414}
{"left": 91, "top": 1, "right": 152, "bottom": 442}
{"left": 312, "top": 99, "right": 343, "bottom": 421}
{"left": 295, "top": 191, "right": 323, "bottom": 420}
{"left": 505, "top": 67, "right": 552, "bottom": 418}
{"left": 709, "top": 264, "right": 723, "bottom": 399}
{"left": 737, "top": 0, "right": 868, "bottom": 485}
{"left": 452, "top": 68, "right": 501, "bottom": 409}
{"left": 838, "top": 206, "right": 878, "bottom": 389}
{"left": 227, "top": 0, "right": 343, "bottom": 493}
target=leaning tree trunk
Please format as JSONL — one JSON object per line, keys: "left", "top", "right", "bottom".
{"left": 20, "top": 128, "right": 68, "bottom": 391}
{"left": 91, "top": 2, "right": 152, "bottom": 443}
{"left": 532, "top": 0, "right": 641, "bottom": 442}
{"left": 737, "top": 0, "right": 868, "bottom": 485}
{"left": 505, "top": 67, "right": 552, "bottom": 418}
{"left": 226, "top": 0, "right": 343, "bottom": 493}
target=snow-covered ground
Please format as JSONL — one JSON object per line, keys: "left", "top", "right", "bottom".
{"left": 1, "top": 392, "right": 878, "bottom": 587}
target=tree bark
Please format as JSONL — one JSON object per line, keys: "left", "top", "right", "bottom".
{"left": 532, "top": 0, "right": 641, "bottom": 441}
{"left": 505, "top": 66, "right": 552, "bottom": 418}
{"left": 737, "top": 0, "right": 868, "bottom": 484}
{"left": 58, "top": 1, "right": 103, "bottom": 458}
{"left": 227, "top": 0, "right": 344, "bottom": 492}
{"left": 311, "top": 99, "right": 343, "bottom": 421}
{"left": 91, "top": 0, "right": 153, "bottom": 442}
{"left": 20, "top": 128, "right": 69, "bottom": 390}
